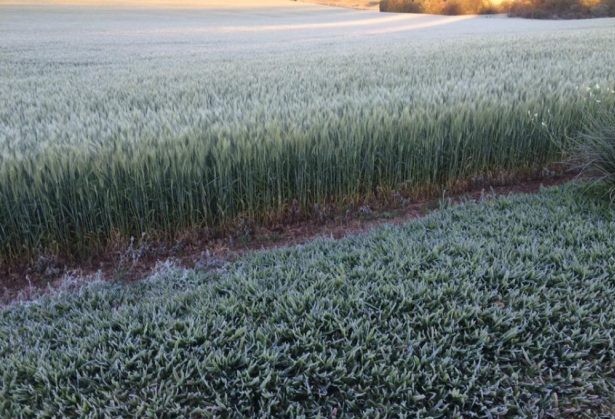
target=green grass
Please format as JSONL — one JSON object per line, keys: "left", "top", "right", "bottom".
{"left": 1, "top": 11, "right": 614, "bottom": 261}
{"left": 1, "top": 184, "right": 614, "bottom": 416}
{"left": 573, "top": 110, "right": 615, "bottom": 200}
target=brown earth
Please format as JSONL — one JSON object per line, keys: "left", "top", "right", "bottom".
{"left": 0, "top": 171, "right": 579, "bottom": 304}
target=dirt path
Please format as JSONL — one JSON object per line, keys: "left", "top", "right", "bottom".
{"left": 1, "top": 173, "right": 578, "bottom": 304}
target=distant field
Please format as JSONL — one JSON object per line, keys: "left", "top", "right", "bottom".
{"left": 299, "top": 0, "right": 380, "bottom": 9}
{"left": 1, "top": 4, "right": 615, "bottom": 260}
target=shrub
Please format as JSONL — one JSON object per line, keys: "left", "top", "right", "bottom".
{"left": 380, "top": 0, "right": 615, "bottom": 17}
{"left": 380, "top": 0, "right": 424, "bottom": 12}
{"left": 440, "top": 0, "right": 464, "bottom": 14}
{"left": 508, "top": 0, "right": 615, "bottom": 18}
{"left": 380, "top": 0, "right": 509, "bottom": 14}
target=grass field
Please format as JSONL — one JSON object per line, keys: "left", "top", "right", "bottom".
{"left": 1, "top": 4, "right": 614, "bottom": 261}
{"left": 2, "top": 3, "right": 615, "bottom": 415}
{"left": 1, "top": 184, "right": 614, "bottom": 416}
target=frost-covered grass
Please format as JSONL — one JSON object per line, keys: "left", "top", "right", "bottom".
{"left": 1, "top": 5, "right": 615, "bottom": 260}
{"left": 1, "top": 184, "right": 614, "bottom": 416}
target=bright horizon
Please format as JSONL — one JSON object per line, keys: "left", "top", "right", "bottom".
{"left": 0, "top": 0, "right": 297, "bottom": 6}
{"left": 0, "top": 0, "right": 305, "bottom": 10}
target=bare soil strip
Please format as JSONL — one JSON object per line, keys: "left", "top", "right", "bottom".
{"left": 0, "top": 173, "right": 578, "bottom": 303}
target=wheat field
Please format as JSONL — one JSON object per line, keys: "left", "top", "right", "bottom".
{"left": 1, "top": 3, "right": 614, "bottom": 259}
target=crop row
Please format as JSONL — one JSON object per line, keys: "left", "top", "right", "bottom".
{"left": 1, "top": 28, "right": 614, "bottom": 259}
